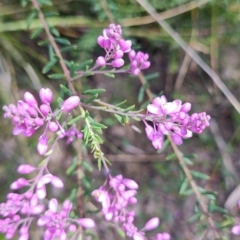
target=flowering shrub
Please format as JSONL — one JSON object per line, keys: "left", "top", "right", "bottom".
{"left": 1, "top": 1, "right": 239, "bottom": 239}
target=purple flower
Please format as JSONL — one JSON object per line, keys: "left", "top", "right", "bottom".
{"left": 61, "top": 96, "right": 80, "bottom": 112}
{"left": 143, "top": 96, "right": 210, "bottom": 149}
{"left": 38, "top": 199, "right": 95, "bottom": 240}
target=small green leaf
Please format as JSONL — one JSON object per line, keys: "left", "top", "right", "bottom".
{"left": 60, "top": 84, "right": 72, "bottom": 96}
{"left": 21, "top": 0, "right": 29, "bottom": 7}
{"left": 37, "top": 0, "right": 52, "bottom": 6}
{"left": 55, "top": 111, "right": 62, "bottom": 120}
{"left": 44, "top": 12, "right": 59, "bottom": 17}
{"left": 26, "top": 9, "right": 38, "bottom": 29}
{"left": 138, "top": 86, "right": 145, "bottom": 103}
{"left": 209, "top": 204, "right": 228, "bottom": 214}
{"left": 123, "top": 105, "right": 135, "bottom": 112}
{"left": 61, "top": 45, "right": 78, "bottom": 53}
{"left": 166, "top": 153, "right": 176, "bottom": 160}
{"left": 82, "top": 161, "right": 93, "bottom": 172}
{"left": 48, "top": 45, "right": 54, "bottom": 61}
{"left": 84, "top": 89, "right": 106, "bottom": 95}
{"left": 57, "top": 97, "right": 63, "bottom": 106}
{"left": 114, "top": 114, "right": 125, "bottom": 125}
{"left": 66, "top": 156, "right": 78, "bottom": 175}
{"left": 55, "top": 37, "right": 71, "bottom": 45}
{"left": 30, "top": 28, "right": 43, "bottom": 39}
{"left": 179, "top": 178, "right": 189, "bottom": 194}
{"left": 90, "top": 122, "right": 107, "bottom": 129}
{"left": 115, "top": 100, "right": 127, "bottom": 107}
{"left": 50, "top": 27, "right": 60, "bottom": 37}
{"left": 68, "top": 188, "right": 77, "bottom": 201}
{"left": 75, "top": 59, "right": 93, "bottom": 70}
{"left": 104, "top": 72, "right": 115, "bottom": 78}
{"left": 182, "top": 157, "right": 193, "bottom": 165}
{"left": 84, "top": 94, "right": 99, "bottom": 104}
{"left": 42, "top": 58, "right": 58, "bottom": 74}
{"left": 145, "top": 72, "right": 159, "bottom": 81}
{"left": 38, "top": 39, "right": 49, "bottom": 46}
{"left": 187, "top": 213, "right": 202, "bottom": 223}
{"left": 48, "top": 73, "right": 64, "bottom": 79}
{"left": 190, "top": 170, "right": 210, "bottom": 180}
{"left": 67, "top": 115, "right": 83, "bottom": 125}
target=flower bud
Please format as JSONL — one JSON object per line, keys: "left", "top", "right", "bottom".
{"left": 39, "top": 88, "right": 52, "bottom": 104}
{"left": 122, "top": 178, "right": 139, "bottom": 190}
{"left": 48, "top": 121, "right": 59, "bottom": 132}
{"left": 111, "top": 59, "right": 124, "bottom": 68}
{"left": 51, "top": 176, "right": 64, "bottom": 188}
{"left": 144, "top": 217, "right": 160, "bottom": 231}
{"left": 17, "top": 164, "right": 36, "bottom": 174}
{"left": 78, "top": 218, "right": 95, "bottom": 228}
{"left": 61, "top": 96, "right": 80, "bottom": 112}
{"left": 24, "top": 92, "right": 38, "bottom": 107}
{"left": 96, "top": 56, "right": 106, "bottom": 66}
{"left": 37, "top": 134, "right": 48, "bottom": 155}
{"left": 40, "top": 104, "right": 50, "bottom": 116}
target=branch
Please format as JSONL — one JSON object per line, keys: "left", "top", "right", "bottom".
{"left": 31, "top": 0, "right": 76, "bottom": 94}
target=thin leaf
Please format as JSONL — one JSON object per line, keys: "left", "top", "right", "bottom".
{"left": 104, "top": 72, "right": 115, "bottom": 78}
{"left": 42, "top": 58, "right": 58, "bottom": 74}
{"left": 26, "top": 9, "right": 38, "bottom": 29}
{"left": 114, "top": 114, "right": 125, "bottom": 126}
{"left": 84, "top": 89, "right": 106, "bottom": 95}
{"left": 48, "top": 73, "right": 64, "bottom": 79}
{"left": 190, "top": 170, "right": 210, "bottom": 180}
{"left": 55, "top": 37, "right": 71, "bottom": 45}
{"left": 67, "top": 115, "right": 83, "bottom": 125}
{"left": 60, "top": 84, "right": 72, "bottom": 96}
{"left": 30, "top": 28, "right": 43, "bottom": 39}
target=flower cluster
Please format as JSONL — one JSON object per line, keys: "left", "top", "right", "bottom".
{"left": 92, "top": 174, "right": 170, "bottom": 240}
{"left": 144, "top": 96, "right": 211, "bottom": 149}
{"left": 0, "top": 160, "right": 95, "bottom": 240}
{"left": 3, "top": 88, "right": 81, "bottom": 155}
{"left": 96, "top": 23, "right": 150, "bottom": 75}
{"left": 38, "top": 198, "right": 95, "bottom": 240}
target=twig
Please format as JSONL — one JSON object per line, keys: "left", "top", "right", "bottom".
{"left": 137, "top": 65, "right": 220, "bottom": 239}
{"left": 136, "top": 0, "right": 240, "bottom": 115}
{"left": 31, "top": 0, "right": 76, "bottom": 94}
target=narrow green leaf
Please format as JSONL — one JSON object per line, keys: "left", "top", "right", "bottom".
{"left": 84, "top": 89, "right": 106, "bottom": 95}
{"left": 84, "top": 94, "right": 99, "bottom": 104}
{"left": 48, "top": 45, "right": 54, "bottom": 61}
{"left": 55, "top": 111, "right": 62, "bottom": 120}
{"left": 37, "top": 0, "right": 52, "bottom": 6}
{"left": 50, "top": 27, "right": 60, "bottom": 37}
{"left": 30, "top": 28, "right": 43, "bottom": 39}
{"left": 123, "top": 105, "right": 135, "bottom": 112}
{"left": 57, "top": 97, "right": 63, "bottom": 106}
{"left": 187, "top": 213, "right": 202, "bottom": 223}
{"left": 74, "top": 59, "right": 93, "bottom": 70}
{"left": 68, "top": 188, "right": 77, "bottom": 201}
{"left": 190, "top": 170, "right": 210, "bottom": 180}
{"left": 66, "top": 156, "right": 78, "bottom": 175}
{"left": 42, "top": 58, "right": 58, "bottom": 74}
{"left": 38, "top": 39, "right": 49, "bottom": 46}
{"left": 179, "top": 178, "right": 189, "bottom": 194}
{"left": 165, "top": 153, "right": 176, "bottom": 160}
{"left": 67, "top": 115, "right": 83, "bottom": 125}
{"left": 55, "top": 37, "right": 71, "bottom": 45}
{"left": 48, "top": 73, "right": 64, "bottom": 79}
{"left": 44, "top": 12, "right": 59, "bottom": 17}
{"left": 182, "top": 189, "right": 194, "bottom": 196}
{"left": 70, "top": 62, "right": 75, "bottom": 78}
{"left": 104, "top": 72, "right": 115, "bottom": 78}
{"left": 90, "top": 122, "right": 107, "bottom": 129}
{"left": 26, "top": 9, "right": 38, "bottom": 29}
{"left": 145, "top": 72, "right": 159, "bottom": 81}
{"left": 61, "top": 45, "right": 78, "bottom": 53}
{"left": 138, "top": 86, "right": 145, "bottom": 103}
{"left": 182, "top": 157, "right": 193, "bottom": 165}
{"left": 114, "top": 114, "right": 125, "bottom": 126}
{"left": 115, "top": 100, "right": 127, "bottom": 107}
{"left": 209, "top": 204, "right": 228, "bottom": 214}
{"left": 82, "top": 161, "right": 93, "bottom": 172}
{"left": 60, "top": 84, "right": 72, "bottom": 96}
